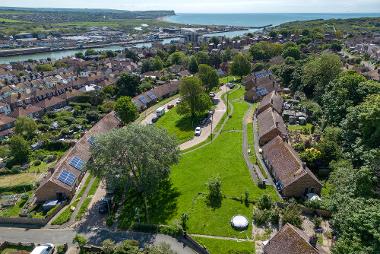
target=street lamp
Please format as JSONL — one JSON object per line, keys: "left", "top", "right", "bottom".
{"left": 209, "top": 110, "right": 214, "bottom": 141}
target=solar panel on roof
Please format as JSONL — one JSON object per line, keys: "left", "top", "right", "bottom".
{"left": 256, "top": 87, "right": 268, "bottom": 96}
{"left": 69, "top": 156, "right": 85, "bottom": 171}
{"left": 147, "top": 91, "right": 157, "bottom": 100}
{"left": 58, "top": 170, "right": 76, "bottom": 186}
{"left": 138, "top": 95, "right": 148, "bottom": 104}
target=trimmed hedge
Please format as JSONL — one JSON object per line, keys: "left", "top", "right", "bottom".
{"left": 0, "top": 183, "right": 34, "bottom": 193}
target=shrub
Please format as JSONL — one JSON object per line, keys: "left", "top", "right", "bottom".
{"left": 11, "top": 165, "right": 23, "bottom": 174}
{"left": 0, "top": 183, "right": 34, "bottom": 193}
{"left": 257, "top": 194, "right": 272, "bottom": 210}
{"left": 282, "top": 203, "right": 302, "bottom": 228}
{"left": 253, "top": 208, "right": 270, "bottom": 226}
{"left": 33, "top": 160, "right": 42, "bottom": 166}
{"left": 206, "top": 176, "right": 222, "bottom": 208}
{"left": 269, "top": 208, "right": 280, "bottom": 226}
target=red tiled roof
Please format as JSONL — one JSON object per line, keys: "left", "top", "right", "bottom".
{"left": 36, "top": 112, "right": 121, "bottom": 197}
{"left": 257, "top": 107, "right": 288, "bottom": 144}
{"left": 264, "top": 223, "right": 320, "bottom": 254}
{"left": 0, "top": 114, "right": 16, "bottom": 126}
{"left": 9, "top": 105, "right": 43, "bottom": 118}
{"left": 262, "top": 136, "right": 320, "bottom": 189}
{"left": 35, "top": 96, "right": 65, "bottom": 109}
{"left": 258, "top": 91, "right": 283, "bottom": 114}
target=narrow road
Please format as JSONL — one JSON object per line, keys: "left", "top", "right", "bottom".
{"left": 140, "top": 97, "right": 179, "bottom": 126}
{"left": 0, "top": 227, "right": 196, "bottom": 254}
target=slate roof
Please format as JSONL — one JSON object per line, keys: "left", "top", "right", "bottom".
{"left": 264, "top": 223, "right": 320, "bottom": 254}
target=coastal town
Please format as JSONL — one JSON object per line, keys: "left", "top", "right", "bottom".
{"left": 0, "top": 5, "right": 379, "bottom": 254}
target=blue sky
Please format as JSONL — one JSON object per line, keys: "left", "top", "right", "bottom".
{"left": 1, "top": 0, "right": 380, "bottom": 13}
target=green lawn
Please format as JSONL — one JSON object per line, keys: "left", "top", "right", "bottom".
{"left": 0, "top": 194, "right": 29, "bottom": 217}
{"left": 76, "top": 178, "right": 101, "bottom": 220}
{"left": 156, "top": 108, "right": 204, "bottom": 144}
{"left": 192, "top": 237, "right": 254, "bottom": 254}
{"left": 169, "top": 87, "right": 278, "bottom": 238}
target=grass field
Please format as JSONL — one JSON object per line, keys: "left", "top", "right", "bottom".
{"left": 169, "top": 87, "right": 278, "bottom": 238}
{"left": 0, "top": 173, "right": 37, "bottom": 188}
{"left": 0, "top": 18, "right": 21, "bottom": 23}
{"left": 193, "top": 237, "right": 254, "bottom": 254}
{"left": 288, "top": 123, "right": 313, "bottom": 134}
{"left": 76, "top": 177, "right": 101, "bottom": 220}
{"left": 156, "top": 108, "right": 200, "bottom": 144}
{"left": 0, "top": 193, "right": 30, "bottom": 217}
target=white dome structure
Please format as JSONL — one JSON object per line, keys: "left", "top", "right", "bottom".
{"left": 231, "top": 215, "right": 249, "bottom": 230}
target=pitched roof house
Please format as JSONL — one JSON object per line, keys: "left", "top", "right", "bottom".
{"left": 244, "top": 70, "right": 281, "bottom": 102}
{"left": 9, "top": 105, "right": 44, "bottom": 118}
{"left": 35, "top": 112, "right": 121, "bottom": 202}
{"left": 0, "top": 114, "right": 16, "bottom": 132}
{"left": 262, "top": 136, "right": 322, "bottom": 197}
{"left": 257, "top": 91, "right": 283, "bottom": 115}
{"left": 264, "top": 223, "right": 321, "bottom": 254}
{"left": 257, "top": 107, "right": 288, "bottom": 146}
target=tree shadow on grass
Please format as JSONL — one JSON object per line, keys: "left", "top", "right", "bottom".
{"left": 175, "top": 113, "right": 208, "bottom": 131}
{"left": 118, "top": 180, "right": 180, "bottom": 229}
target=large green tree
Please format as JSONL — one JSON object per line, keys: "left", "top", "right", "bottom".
{"left": 249, "top": 41, "right": 283, "bottom": 61}
{"left": 116, "top": 73, "right": 140, "bottom": 97}
{"left": 188, "top": 56, "right": 199, "bottom": 74}
{"left": 114, "top": 96, "right": 139, "bottom": 124}
{"left": 9, "top": 135, "right": 30, "bottom": 165}
{"left": 302, "top": 53, "right": 342, "bottom": 99}
{"left": 176, "top": 76, "right": 212, "bottom": 119}
{"left": 15, "top": 116, "right": 37, "bottom": 140}
{"left": 197, "top": 64, "right": 219, "bottom": 91}
{"left": 229, "top": 53, "right": 251, "bottom": 79}
{"left": 322, "top": 71, "right": 366, "bottom": 125}
{"left": 89, "top": 124, "right": 179, "bottom": 223}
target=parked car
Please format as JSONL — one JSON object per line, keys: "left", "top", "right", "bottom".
{"left": 195, "top": 127, "right": 202, "bottom": 136}
{"left": 209, "top": 92, "right": 216, "bottom": 98}
{"left": 226, "top": 83, "right": 235, "bottom": 89}
{"left": 98, "top": 198, "right": 111, "bottom": 214}
{"left": 151, "top": 116, "right": 159, "bottom": 123}
{"left": 167, "top": 104, "right": 174, "bottom": 109}
{"left": 176, "top": 99, "right": 182, "bottom": 104}
{"left": 31, "top": 244, "right": 54, "bottom": 254}
{"left": 156, "top": 107, "right": 165, "bottom": 117}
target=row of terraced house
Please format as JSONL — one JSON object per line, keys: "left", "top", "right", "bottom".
{"left": 247, "top": 70, "right": 322, "bottom": 198}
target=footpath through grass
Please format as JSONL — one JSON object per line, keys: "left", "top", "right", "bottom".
{"left": 51, "top": 175, "right": 93, "bottom": 225}
{"left": 192, "top": 236, "right": 254, "bottom": 254}
{"left": 169, "top": 87, "right": 278, "bottom": 238}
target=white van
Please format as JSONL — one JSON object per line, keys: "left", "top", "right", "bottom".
{"left": 156, "top": 107, "right": 166, "bottom": 117}
{"left": 31, "top": 244, "right": 55, "bottom": 254}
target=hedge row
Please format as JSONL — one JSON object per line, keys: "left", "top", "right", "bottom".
{"left": 0, "top": 183, "right": 34, "bottom": 193}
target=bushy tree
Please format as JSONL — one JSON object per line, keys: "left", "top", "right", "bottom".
{"left": 89, "top": 124, "right": 179, "bottom": 222}
{"left": 9, "top": 135, "right": 30, "bottom": 165}
{"left": 230, "top": 53, "right": 251, "bottom": 79}
{"left": 197, "top": 64, "right": 219, "bottom": 91}
{"left": 206, "top": 176, "right": 222, "bottom": 208}
{"left": 114, "top": 96, "right": 138, "bottom": 124}
{"left": 195, "top": 51, "right": 210, "bottom": 65}
{"left": 188, "top": 56, "right": 199, "bottom": 74}
{"left": 176, "top": 76, "right": 212, "bottom": 119}
{"left": 257, "top": 194, "right": 273, "bottom": 210}
{"left": 249, "top": 41, "right": 283, "bottom": 61}
{"left": 116, "top": 73, "right": 140, "bottom": 97}
{"left": 282, "top": 46, "right": 301, "bottom": 60}
{"left": 282, "top": 202, "right": 302, "bottom": 228}
{"left": 302, "top": 53, "right": 342, "bottom": 99}
{"left": 15, "top": 117, "right": 37, "bottom": 140}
